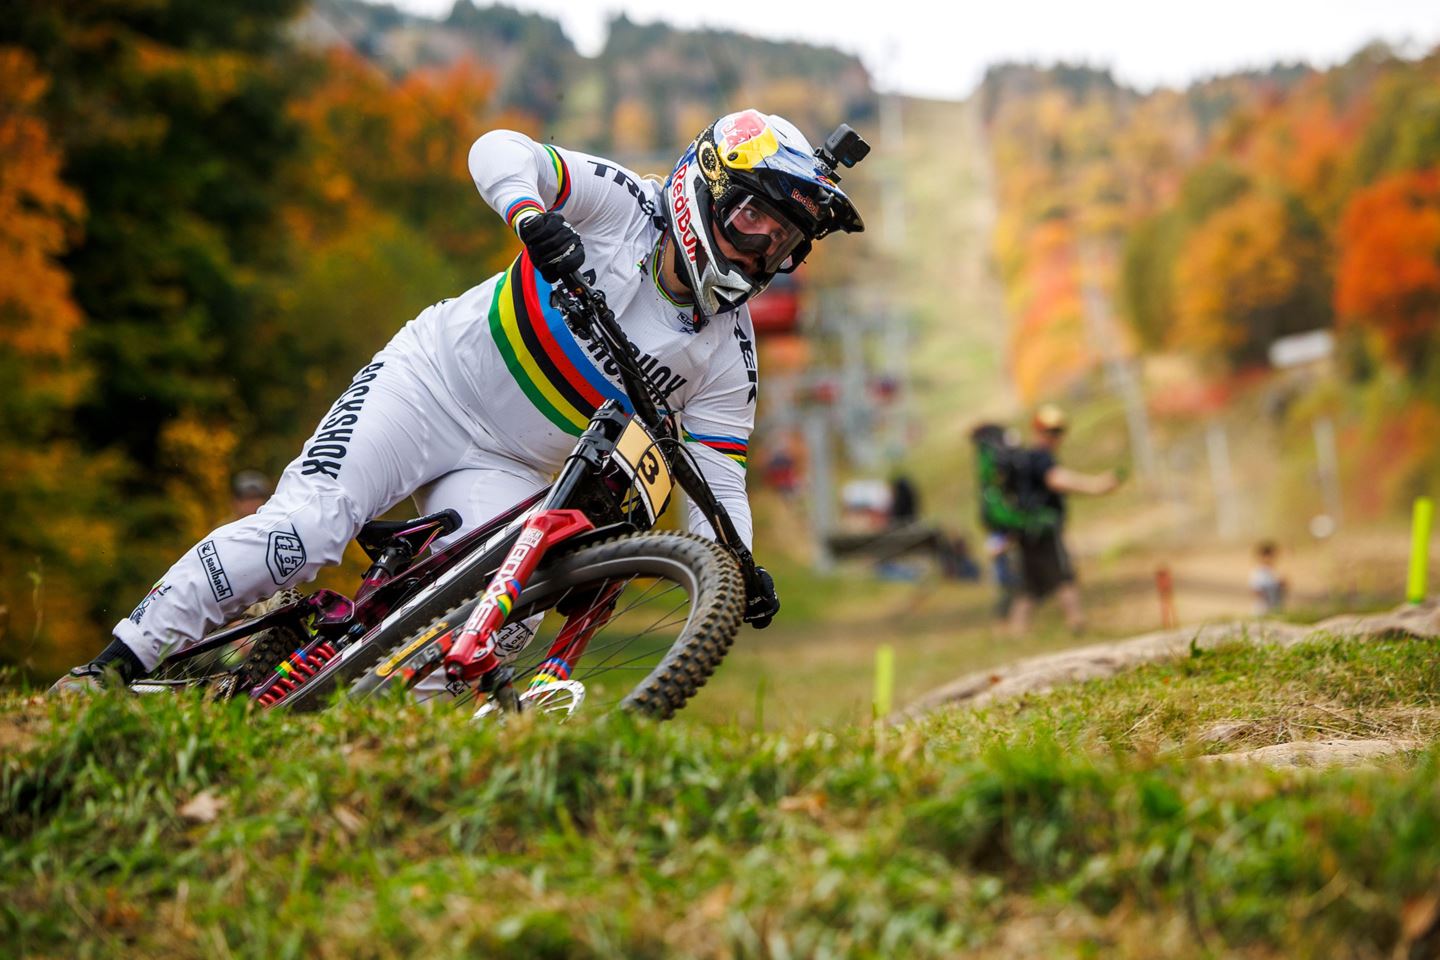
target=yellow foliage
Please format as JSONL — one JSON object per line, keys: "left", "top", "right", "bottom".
{"left": 159, "top": 416, "right": 240, "bottom": 545}
{"left": 1172, "top": 192, "right": 1300, "bottom": 355}
{"left": 612, "top": 98, "right": 655, "bottom": 152}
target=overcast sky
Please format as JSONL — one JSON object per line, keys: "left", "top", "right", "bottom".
{"left": 384, "top": 0, "right": 1440, "bottom": 99}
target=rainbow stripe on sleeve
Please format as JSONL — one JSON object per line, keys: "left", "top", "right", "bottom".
{"left": 684, "top": 430, "right": 748, "bottom": 470}
{"left": 504, "top": 197, "right": 545, "bottom": 230}
{"left": 487, "top": 254, "right": 632, "bottom": 435}
{"left": 543, "top": 145, "right": 571, "bottom": 209}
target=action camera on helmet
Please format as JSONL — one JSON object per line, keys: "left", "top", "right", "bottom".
{"left": 816, "top": 124, "right": 870, "bottom": 179}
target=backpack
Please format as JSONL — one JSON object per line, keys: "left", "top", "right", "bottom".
{"left": 972, "top": 427, "right": 1059, "bottom": 535}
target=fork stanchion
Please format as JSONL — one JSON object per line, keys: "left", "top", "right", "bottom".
{"left": 1409, "top": 496, "right": 1433, "bottom": 605}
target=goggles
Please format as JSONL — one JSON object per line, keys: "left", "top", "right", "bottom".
{"left": 717, "top": 194, "right": 810, "bottom": 277}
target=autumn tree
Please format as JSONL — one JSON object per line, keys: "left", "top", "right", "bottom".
{"left": 2, "top": 0, "right": 306, "bottom": 464}
{"left": 0, "top": 0, "right": 308, "bottom": 671}
{"left": 1335, "top": 169, "right": 1440, "bottom": 376}
{"left": 0, "top": 48, "right": 121, "bottom": 672}
{"left": 1171, "top": 189, "right": 1331, "bottom": 366}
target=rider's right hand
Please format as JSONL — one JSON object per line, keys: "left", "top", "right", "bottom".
{"left": 517, "top": 211, "right": 585, "bottom": 284}
{"left": 744, "top": 565, "right": 780, "bottom": 630}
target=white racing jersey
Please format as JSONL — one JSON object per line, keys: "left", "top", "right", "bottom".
{"left": 110, "top": 131, "right": 762, "bottom": 673}
{"left": 391, "top": 130, "right": 758, "bottom": 544}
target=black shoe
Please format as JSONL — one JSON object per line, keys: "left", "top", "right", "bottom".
{"left": 47, "top": 664, "right": 112, "bottom": 696}
{"left": 48, "top": 638, "right": 147, "bottom": 696}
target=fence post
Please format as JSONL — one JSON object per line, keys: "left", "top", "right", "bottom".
{"left": 1409, "top": 497, "right": 1433, "bottom": 604}
{"left": 874, "top": 644, "right": 895, "bottom": 720}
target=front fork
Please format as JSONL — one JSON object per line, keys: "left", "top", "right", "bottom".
{"left": 442, "top": 509, "right": 595, "bottom": 701}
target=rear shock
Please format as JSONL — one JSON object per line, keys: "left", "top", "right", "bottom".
{"left": 254, "top": 637, "right": 341, "bottom": 707}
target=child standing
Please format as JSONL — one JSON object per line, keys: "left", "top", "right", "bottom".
{"left": 1250, "top": 541, "right": 1288, "bottom": 615}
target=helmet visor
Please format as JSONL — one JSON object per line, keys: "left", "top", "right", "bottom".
{"left": 718, "top": 194, "right": 809, "bottom": 277}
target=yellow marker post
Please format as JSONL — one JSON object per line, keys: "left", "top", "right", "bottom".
{"left": 874, "top": 644, "right": 895, "bottom": 720}
{"left": 1409, "top": 497, "right": 1433, "bottom": 605}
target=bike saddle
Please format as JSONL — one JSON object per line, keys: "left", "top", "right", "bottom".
{"left": 357, "top": 509, "right": 462, "bottom": 562}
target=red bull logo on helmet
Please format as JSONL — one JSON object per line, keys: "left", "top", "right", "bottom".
{"left": 671, "top": 160, "right": 700, "bottom": 265}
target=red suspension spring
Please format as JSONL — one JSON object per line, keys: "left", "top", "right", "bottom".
{"left": 256, "top": 641, "right": 338, "bottom": 707}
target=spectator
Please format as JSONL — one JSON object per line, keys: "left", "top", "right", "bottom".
{"left": 888, "top": 473, "right": 919, "bottom": 526}
{"left": 1250, "top": 541, "right": 1288, "bottom": 615}
{"left": 1008, "top": 404, "right": 1120, "bottom": 635}
{"left": 970, "top": 422, "right": 1023, "bottom": 618}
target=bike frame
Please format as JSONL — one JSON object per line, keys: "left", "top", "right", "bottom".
{"left": 162, "top": 270, "right": 759, "bottom": 710}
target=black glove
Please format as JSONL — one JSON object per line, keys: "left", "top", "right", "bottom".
{"left": 744, "top": 566, "right": 780, "bottom": 629}
{"left": 517, "top": 211, "right": 585, "bottom": 284}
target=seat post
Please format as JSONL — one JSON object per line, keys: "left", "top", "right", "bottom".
{"left": 356, "top": 543, "right": 415, "bottom": 602}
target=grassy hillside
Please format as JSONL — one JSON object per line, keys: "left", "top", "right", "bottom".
{"left": 6, "top": 628, "right": 1440, "bottom": 957}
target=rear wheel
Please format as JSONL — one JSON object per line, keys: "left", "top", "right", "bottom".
{"left": 129, "top": 588, "right": 305, "bottom": 699}
{"left": 349, "top": 532, "right": 746, "bottom": 719}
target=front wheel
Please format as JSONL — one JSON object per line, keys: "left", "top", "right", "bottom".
{"left": 349, "top": 532, "right": 747, "bottom": 719}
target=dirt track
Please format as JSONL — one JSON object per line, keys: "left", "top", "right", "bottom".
{"left": 901, "top": 600, "right": 1440, "bottom": 728}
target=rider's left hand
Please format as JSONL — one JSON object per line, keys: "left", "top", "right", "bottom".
{"left": 745, "top": 565, "right": 780, "bottom": 629}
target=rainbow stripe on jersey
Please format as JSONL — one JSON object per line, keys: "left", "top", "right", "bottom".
{"left": 488, "top": 254, "right": 632, "bottom": 435}
{"left": 543, "top": 145, "right": 571, "bottom": 209}
{"left": 684, "top": 429, "right": 748, "bottom": 470}
{"left": 501, "top": 147, "right": 571, "bottom": 230}
{"left": 504, "top": 198, "right": 544, "bottom": 229}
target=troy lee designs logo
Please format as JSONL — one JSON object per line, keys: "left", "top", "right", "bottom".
{"left": 671, "top": 160, "right": 700, "bottom": 266}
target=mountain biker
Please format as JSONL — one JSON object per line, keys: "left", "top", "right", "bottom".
{"left": 52, "top": 108, "right": 865, "bottom": 693}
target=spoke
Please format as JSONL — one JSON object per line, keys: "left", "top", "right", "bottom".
{"left": 606, "top": 577, "right": 678, "bottom": 619}
{"left": 509, "top": 588, "right": 690, "bottom": 689}
{"left": 572, "top": 597, "right": 691, "bottom": 681}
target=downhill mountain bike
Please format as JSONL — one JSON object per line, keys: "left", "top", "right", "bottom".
{"left": 129, "top": 269, "right": 774, "bottom": 719}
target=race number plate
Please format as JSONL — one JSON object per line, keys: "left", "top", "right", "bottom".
{"left": 612, "top": 419, "right": 673, "bottom": 522}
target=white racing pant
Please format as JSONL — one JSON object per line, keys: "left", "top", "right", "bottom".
{"left": 113, "top": 346, "right": 551, "bottom": 673}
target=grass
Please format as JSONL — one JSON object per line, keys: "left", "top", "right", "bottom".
{"left": 5, "top": 630, "right": 1440, "bottom": 958}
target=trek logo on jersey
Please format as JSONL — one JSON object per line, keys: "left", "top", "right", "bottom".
{"left": 302, "top": 361, "right": 384, "bottom": 479}
{"left": 197, "top": 541, "right": 233, "bottom": 603}
{"left": 586, "top": 161, "right": 657, "bottom": 219}
{"left": 266, "top": 525, "right": 307, "bottom": 585}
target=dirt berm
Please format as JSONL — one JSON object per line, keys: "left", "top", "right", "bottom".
{"left": 901, "top": 601, "right": 1440, "bottom": 725}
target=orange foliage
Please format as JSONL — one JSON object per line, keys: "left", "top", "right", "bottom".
{"left": 1334, "top": 169, "right": 1440, "bottom": 365}
{"left": 0, "top": 49, "right": 84, "bottom": 367}
{"left": 284, "top": 49, "right": 517, "bottom": 261}
{"left": 1229, "top": 75, "right": 1372, "bottom": 219}
{"left": 1009, "top": 220, "right": 1092, "bottom": 400}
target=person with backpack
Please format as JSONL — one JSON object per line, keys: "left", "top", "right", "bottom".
{"left": 1007, "top": 404, "right": 1120, "bottom": 635}
{"left": 970, "top": 422, "right": 1032, "bottom": 618}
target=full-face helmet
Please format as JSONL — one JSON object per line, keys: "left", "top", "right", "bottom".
{"left": 663, "top": 109, "right": 866, "bottom": 316}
